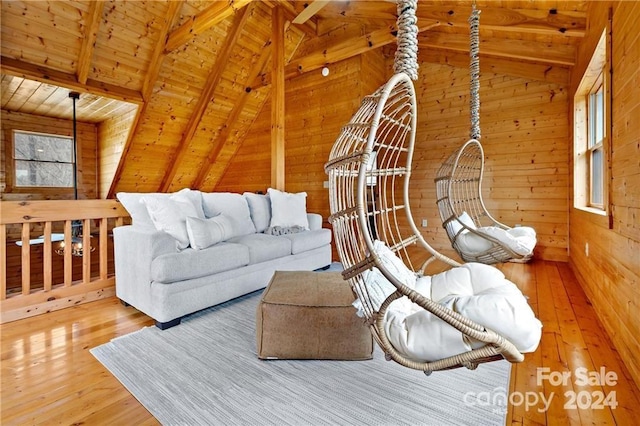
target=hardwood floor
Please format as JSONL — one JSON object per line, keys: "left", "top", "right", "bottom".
{"left": 1, "top": 260, "right": 639, "bottom": 425}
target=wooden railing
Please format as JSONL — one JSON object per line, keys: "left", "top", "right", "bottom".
{"left": 0, "top": 200, "right": 129, "bottom": 323}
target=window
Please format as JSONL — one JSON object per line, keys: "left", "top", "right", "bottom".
{"left": 574, "top": 29, "right": 609, "bottom": 214}
{"left": 588, "top": 78, "right": 604, "bottom": 207}
{"left": 13, "top": 131, "right": 75, "bottom": 188}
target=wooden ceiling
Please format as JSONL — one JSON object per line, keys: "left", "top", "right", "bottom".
{"left": 0, "top": 0, "right": 588, "bottom": 195}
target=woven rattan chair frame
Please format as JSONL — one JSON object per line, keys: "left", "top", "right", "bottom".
{"left": 325, "top": 74, "right": 524, "bottom": 374}
{"left": 435, "top": 139, "right": 533, "bottom": 264}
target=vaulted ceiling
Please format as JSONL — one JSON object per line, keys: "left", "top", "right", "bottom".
{"left": 1, "top": 0, "right": 587, "bottom": 196}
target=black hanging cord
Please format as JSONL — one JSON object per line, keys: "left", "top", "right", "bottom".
{"left": 69, "top": 92, "right": 80, "bottom": 201}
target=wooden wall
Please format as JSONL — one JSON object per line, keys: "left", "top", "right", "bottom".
{"left": 97, "top": 105, "right": 137, "bottom": 199}
{"left": 216, "top": 50, "right": 387, "bottom": 220}
{"left": 569, "top": 1, "right": 640, "bottom": 388}
{"left": 0, "top": 110, "right": 98, "bottom": 200}
{"left": 409, "top": 57, "right": 570, "bottom": 262}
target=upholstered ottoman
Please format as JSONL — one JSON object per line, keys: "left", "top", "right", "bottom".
{"left": 256, "top": 271, "right": 373, "bottom": 360}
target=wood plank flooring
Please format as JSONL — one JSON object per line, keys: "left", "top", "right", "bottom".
{"left": 1, "top": 260, "right": 639, "bottom": 425}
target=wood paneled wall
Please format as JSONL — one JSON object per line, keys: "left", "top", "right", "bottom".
{"left": 410, "top": 57, "right": 570, "bottom": 262}
{"left": 0, "top": 110, "right": 98, "bottom": 200}
{"left": 97, "top": 105, "right": 138, "bottom": 198}
{"left": 569, "top": 1, "right": 640, "bottom": 388}
{"left": 216, "top": 51, "right": 387, "bottom": 221}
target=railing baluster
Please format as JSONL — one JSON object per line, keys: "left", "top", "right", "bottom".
{"left": 64, "top": 220, "right": 73, "bottom": 287}
{"left": 43, "top": 221, "right": 52, "bottom": 292}
{"left": 83, "top": 219, "right": 91, "bottom": 284}
{"left": 100, "top": 219, "right": 108, "bottom": 281}
{"left": 21, "top": 223, "right": 30, "bottom": 296}
{"left": 1, "top": 224, "right": 6, "bottom": 300}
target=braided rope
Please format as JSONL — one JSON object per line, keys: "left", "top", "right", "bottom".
{"left": 469, "top": 6, "right": 481, "bottom": 140}
{"left": 393, "top": 0, "right": 419, "bottom": 81}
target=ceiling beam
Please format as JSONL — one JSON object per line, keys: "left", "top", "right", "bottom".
{"left": 164, "top": 0, "right": 252, "bottom": 53}
{"left": 143, "top": 1, "right": 184, "bottom": 101}
{"left": 107, "top": 1, "right": 184, "bottom": 199}
{"left": 417, "top": 6, "right": 586, "bottom": 38}
{"left": 422, "top": 50, "right": 570, "bottom": 86}
{"left": 76, "top": 0, "right": 105, "bottom": 85}
{"left": 0, "top": 56, "right": 143, "bottom": 105}
{"left": 419, "top": 32, "right": 576, "bottom": 66}
{"left": 271, "top": 6, "right": 286, "bottom": 191}
{"left": 253, "top": 20, "right": 440, "bottom": 88}
{"left": 292, "top": 1, "right": 330, "bottom": 25}
{"left": 320, "top": 3, "right": 586, "bottom": 38}
{"left": 159, "top": 5, "right": 252, "bottom": 192}
{"left": 203, "top": 16, "right": 308, "bottom": 191}
{"left": 193, "top": 38, "right": 273, "bottom": 189}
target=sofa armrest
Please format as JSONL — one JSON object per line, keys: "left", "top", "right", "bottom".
{"left": 113, "top": 225, "right": 177, "bottom": 313}
{"left": 307, "top": 213, "right": 323, "bottom": 231}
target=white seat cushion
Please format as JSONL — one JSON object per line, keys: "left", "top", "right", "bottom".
{"left": 457, "top": 226, "right": 537, "bottom": 256}
{"left": 377, "top": 261, "right": 541, "bottom": 363}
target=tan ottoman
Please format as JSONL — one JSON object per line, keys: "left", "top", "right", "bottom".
{"left": 256, "top": 271, "right": 373, "bottom": 360}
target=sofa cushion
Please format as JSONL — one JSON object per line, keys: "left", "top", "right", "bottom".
{"left": 228, "top": 233, "right": 291, "bottom": 264}
{"left": 117, "top": 192, "right": 169, "bottom": 229}
{"left": 243, "top": 192, "right": 271, "bottom": 233}
{"left": 141, "top": 192, "right": 204, "bottom": 250}
{"left": 117, "top": 189, "right": 203, "bottom": 230}
{"left": 267, "top": 188, "right": 309, "bottom": 230}
{"left": 186, "top": 215, "right": 234, "bottom": 250}
{"left": 151, "top": 242, "right": 250, "bottom": 283}
{"left": 201, "top": 192, "right": 256, "bottom": 238}
{"left": 281, "top": 228, "right": 332, "bottom": 255}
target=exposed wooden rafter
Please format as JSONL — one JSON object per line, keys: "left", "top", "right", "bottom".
{"left": 144, "top": 1, "right": 185, "bottom": 101}
{"left": 0, "top": 56, "right": 143, "bottom": 104}
{"left": 420, "top": 6, "right": 586, "bottom": 38}
{"left": 292, "top": 0, "right": 330, "bottom": 24}
{"left": 203, "top": 20, "right": 308, "bottom": 191}
{"left": 419, "top": 32, "right": 576, "bottom": 66}
{"left": 320, "top": 3, "right": 586, "bottom": 38}
{"left": 253, "top": 20, "right": 440, "bottom": 88}
{"left": 107, "top": 1, "right": 184, "bottom": 198}
{"left": 76, "top": 0, "right": 105, "bottom": 85}
{"left": 164, "top": 0, "right": 252, "bottom": 53}
{"left": 193, "top": 39, "right": 273, "bottom": 189}
{"left": 159, "top": 5, "right": 253, "bottom": 192}
{"left": 422, "top": 50, "right": 570, "bottom": 85}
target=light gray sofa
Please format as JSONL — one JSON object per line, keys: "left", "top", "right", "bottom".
{"left": 114, "top": 189, "right": 332, "bottom": 329}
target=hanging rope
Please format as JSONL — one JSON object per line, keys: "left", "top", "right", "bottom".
{"left": 469, "top": 5, "right": 481, "bottom": 140}
{"left": 393, "top": 0, "right": 419, "bottom": 81}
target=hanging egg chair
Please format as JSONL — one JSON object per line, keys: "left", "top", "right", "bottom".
{"left": 324, "top": 0, "right": 541, "bottom": 374}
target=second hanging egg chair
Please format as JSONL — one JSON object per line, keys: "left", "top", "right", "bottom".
{"left": 435, "top": 6, "right": 537, "bottom": 265}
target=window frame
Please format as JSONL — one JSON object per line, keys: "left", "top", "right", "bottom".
{"left": 573, "top": 28, "right": 611, "bottom": 219}
{"left": 11, "top": 129, "right": 76, "bottom": 191}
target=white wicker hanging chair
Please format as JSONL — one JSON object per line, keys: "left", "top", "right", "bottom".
{"left": 324, "top": 1, "right": 539, "bottom": 374}
{"left": 435, "top": 6, "right": 537, "bottom": 264}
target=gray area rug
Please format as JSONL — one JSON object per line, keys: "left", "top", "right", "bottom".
{"left": 92, "top": 283, "right": 510, "bottom": 425}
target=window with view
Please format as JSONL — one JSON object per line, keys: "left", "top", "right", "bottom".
{"left": 13, "top": 131, "right": 75, "bottom": 188}
{"left": 574, "top": 29, "right": 609, "bottom": 214}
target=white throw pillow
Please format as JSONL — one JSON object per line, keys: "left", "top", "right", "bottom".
{"left": 480, "top": 226, "right": 537, "bottom": 256}
{"left": 117, "top": 192, "right": 168, "bottom": 229}
{"left": 141, "top": 193, "right": 203, "bottom": 249}
{"left": 243, "top": 192, "right": 271, "bottom": 233}
{"left": 372, "top": 240, "right": 417, "bottom": 288}
{"left": 186, "top": 215, "right": 234, "bottom": 250}
{"left": 267, "top": 188, "right": 309, "bottom": 229}
{"left": 201, "top": 192, "right": 256, "bottom": 238}
{"left": 447, "top": 211, "right": 476, "bottom": 237}
{"left": 174, "top": 188, "right": 205, "bottom": 219}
